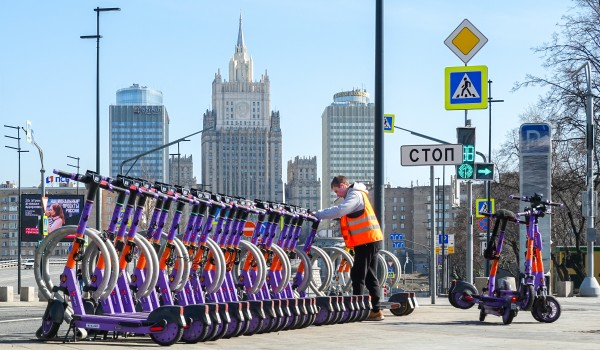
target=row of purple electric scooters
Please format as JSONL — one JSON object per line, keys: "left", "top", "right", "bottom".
{"left": 34, "top": 169, "right": 412, "bottom": 345}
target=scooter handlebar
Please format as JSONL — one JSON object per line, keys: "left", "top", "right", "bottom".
{"left": 509, "top": 194, "right": 563, "bottom": 207}
{"left": 53, "top": 169, "right": 92, "bottom": 184}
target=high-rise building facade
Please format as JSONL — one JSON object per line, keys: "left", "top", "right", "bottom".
{"left": 285, "top": 156, "right": 321, "bottom": 210}
{"left": 321, "top": 89, "right": 375, "bottom": 208}
{"left": 201, "top": 16, "right": 283, "bottom": 201}
{"left": 383, "top": 183, "right": 459, "bottom": 274}
{"left": 169, "top": 155, "right": 197, "bottom": 189}
{"left": 109, "top": 84, "right": 169, "bottom": 182}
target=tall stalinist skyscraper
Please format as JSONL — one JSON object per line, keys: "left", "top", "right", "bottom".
{"left": 201, "top": 16, "right": 283, "bottom": 201}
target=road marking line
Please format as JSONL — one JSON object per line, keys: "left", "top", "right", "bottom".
{"left": 0, "top": 318, "right": 39, "bottom": 323}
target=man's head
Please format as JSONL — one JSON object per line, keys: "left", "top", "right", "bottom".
{"left": 331, "top": 175, "right": 350, "bottom": 198}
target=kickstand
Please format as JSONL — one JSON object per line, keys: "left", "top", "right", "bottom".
{"left": 62, "top": 320, "right": 77, "bottom": 343}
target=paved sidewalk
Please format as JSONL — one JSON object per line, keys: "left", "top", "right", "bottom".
{"left": 1, "top": 296, "right": 599, "bottom": 349}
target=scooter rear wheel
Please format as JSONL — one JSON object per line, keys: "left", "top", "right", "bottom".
{"left": 478, "top": 308, "right": 486, "bottom": 322}
{"left": 181, "top": 320, "right": 210, "bottom": 344}
{"left": 35, "top": 320, "right": 61, "bottom": 340}
{"left": 449, "top": 290, "right": 475, "bottom": 309}
{"left": 502, "top": 308, "right": 517, "bottom": 325}
{"left": 390, "top": 302, "right": 410, "bottom": 316}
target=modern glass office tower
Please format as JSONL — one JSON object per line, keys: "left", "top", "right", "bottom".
{"left": 321, "top": 89, "right": 375, "bottom": 208}
{"left": 201, "top": 16, "right": 283, "bottom": 201}
{"left": 109, "top": 84, "right": 169, "bottom": 182}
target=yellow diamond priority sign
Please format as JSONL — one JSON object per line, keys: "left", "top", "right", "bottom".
{"left": 444, "top": 19, "right": 488, "bottom": 64}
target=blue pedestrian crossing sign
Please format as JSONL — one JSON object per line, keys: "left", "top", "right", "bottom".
{"left": 476, "top": 198, "right": 495, "bottom": 218}
{"left": 384, "top": 114, "right": 394, "bottom": 133}
{"left": 445, "top": 65, "right": 488, "bottom": 110}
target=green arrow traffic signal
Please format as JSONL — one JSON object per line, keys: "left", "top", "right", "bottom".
{"left": 478, "top": 167, "right": 492, "bottom": 176}
{"left": 474, "top": 163, "right": 495, "bottom": 181}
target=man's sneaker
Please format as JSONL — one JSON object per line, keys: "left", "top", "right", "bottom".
{"left": 366, "top": 310, "right": 385, "bottom": 321}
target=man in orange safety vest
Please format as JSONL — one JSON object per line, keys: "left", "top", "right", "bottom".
{"left": 315, "top": 175, "right": 384, "bottom": 321}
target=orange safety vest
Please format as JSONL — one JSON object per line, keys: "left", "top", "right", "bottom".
{"left": 339, "top": 191, "right": 383, "bottom": 248}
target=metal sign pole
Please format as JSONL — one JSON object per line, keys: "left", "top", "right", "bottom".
{"left": 430, "top": 166, "right": 437, "bottom": 304}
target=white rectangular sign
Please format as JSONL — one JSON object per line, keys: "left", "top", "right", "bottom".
{"left": 401, "top": 144, "right": 463, "bottom": 166}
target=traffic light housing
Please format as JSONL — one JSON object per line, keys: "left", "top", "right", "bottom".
{"left": 456, "top": 127, "right": 476, "bottom": 180}
{"left": 474, "top": 162, "right": 495, "bottom": 181}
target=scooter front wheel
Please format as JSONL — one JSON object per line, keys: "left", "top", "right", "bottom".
{"left": 518, "top": 284, "right": 535, "bottom": 311}
{"left": 532, "top": 296, "right": 561, "bottom": 323}
{"left": 150, "top": 322, "right": 184, "bottom": 346}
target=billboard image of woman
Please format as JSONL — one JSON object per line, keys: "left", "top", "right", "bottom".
{"left": 45, "top": 203, "right": 65, "bottom": 234}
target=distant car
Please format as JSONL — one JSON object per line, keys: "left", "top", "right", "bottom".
{"left": 23, "top": 259, "right": 34, "bottom": 269}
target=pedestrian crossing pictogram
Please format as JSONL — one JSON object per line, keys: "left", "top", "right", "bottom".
{"left": 383, "top": 114, "right": 394, "bottom": 134}
{"left": 453, "top": 74, "right": 480, "bottom": 99}
{"left": 476, "top": 198, "right": 495, "bottom": 218}
{"left": 445, "top": 65, "right": 488, "bottom": 110}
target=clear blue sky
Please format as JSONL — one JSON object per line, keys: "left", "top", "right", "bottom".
{"left": 0, "top": 1, "right": 574, "bottom": 191}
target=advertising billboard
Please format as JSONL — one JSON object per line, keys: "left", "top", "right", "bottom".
{"left": 21, "top": 194, "right": 84, "bottom": 242}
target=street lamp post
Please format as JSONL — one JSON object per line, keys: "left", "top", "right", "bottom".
{"left": 574, "top": 62, "right": 600, "bottom": 297}
{"left": 67, "top": 156, "right": 81, "bottom": 196}
{"left": 4, "top": 124, "right": 29, "bottom": 291}
{"left": 22, "top": 126, "right": 45, "bottom": 246}
{"left": 81, "top": 6, "right": 120, "bottom": 231}
{"left": 485, "top": 80, "right": 504, "bottom": 277}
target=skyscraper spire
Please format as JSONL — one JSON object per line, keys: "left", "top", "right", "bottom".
{"left": 236, "top": 13, "right": 245, "bottom": 52}
{"left": 230, "top": 14, "right": 252, "bottom": 82}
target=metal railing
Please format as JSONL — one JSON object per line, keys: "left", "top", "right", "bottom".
{"left": 0, "top": 258, "right": 67, "bottom": 269}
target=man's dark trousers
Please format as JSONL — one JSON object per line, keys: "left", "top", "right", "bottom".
{"left": 351, "top": 240, "right": 382, "bottom": 311}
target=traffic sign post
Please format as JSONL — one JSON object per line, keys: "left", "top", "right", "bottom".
{"left": 444, "top": 19, "right": 488, "bottom": 287}
{"left": 456, "top": 127, "right": 476, "bottom": 180}
{"left": 389, "top": 232, "right": 404, "bottom": 241}
{"left": 477, "top": 217, "right": 489, "bottom": 232}
{"left": 445, "top": 65, "right": 488, "bottom": 110}
{"left": 384, "top": 114, "right": 394, "bottom": 133}
{"left": 435, "top": 234, "right": 454, "bottom": 255}
{"left": 475, "top": 162, "right": 495, "bottom": 181}
{"left": 444, "top": 19, "right": 488, "bottom": 64}
{"left": 476, "top": 198, "right": 495, "bottom": 217}
{"left": 242, "top": 221, "right": 256, "bottom": 237}
{"left": 401, "top": 144, "right": 463, "bottom": 166}
{"left": 519, "top": 123, "right": 552, "bottom": 273}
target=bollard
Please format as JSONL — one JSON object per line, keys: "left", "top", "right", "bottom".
{"left": 38, "top": 289, "right": 49, "bottom": 302}
{"left": 496, "top": 277, "right": 516, "bottom": 291}
{"left": 474, "top": 277, "right": 488, "bottom": 293}
{"left": 0, "top": 286, "right": 14, "bottom": 302}
{"left": 20, "top": 286, "right": 36, "bottom": 301}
